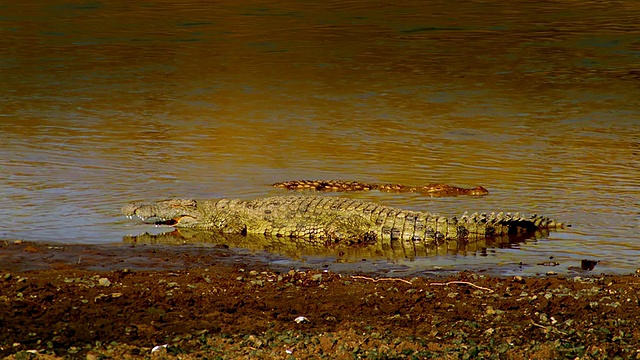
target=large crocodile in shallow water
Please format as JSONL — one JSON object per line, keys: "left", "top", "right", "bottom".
{"left": 122, "top": 196, "right": 565, "bottom": 247}
{"left": 272, "top": 180, "right": 489, "bottom": 197}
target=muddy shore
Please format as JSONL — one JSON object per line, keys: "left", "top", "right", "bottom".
{"left": 1, "top": 240, "right": 639, "bottom": 359}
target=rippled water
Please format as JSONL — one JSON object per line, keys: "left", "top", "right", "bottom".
{"left": 1, "top": 0, "right": 638, "bottom": 275}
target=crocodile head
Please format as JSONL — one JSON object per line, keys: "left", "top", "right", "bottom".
{"left": 122, "top": 199, "right": 201, "bottom": 227}
{"left": 467, "top": 186, "right": 489, "bottom": 196}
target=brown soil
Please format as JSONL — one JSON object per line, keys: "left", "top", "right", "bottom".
{"left": 1, "top": 240, "right": 639, "bottom": 359}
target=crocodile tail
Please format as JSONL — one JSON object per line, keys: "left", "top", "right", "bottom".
{"left": 458, "top": 212, "right": 565, "bottom": 238}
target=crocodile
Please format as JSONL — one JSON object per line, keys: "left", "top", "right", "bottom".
{"left": 272, "top": 180, "right": 489, "bottom": 197}
{"left": 122, "top": 195, "right": 565, "bottom": 247}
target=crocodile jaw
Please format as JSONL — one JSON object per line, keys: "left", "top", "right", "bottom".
{"left": 122, "top": 199, "right": 200, "bottom": 227}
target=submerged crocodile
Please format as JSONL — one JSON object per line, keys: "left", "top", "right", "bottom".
{"left": 122, "top": 196, "right": 565, "bottom": 247}
{"left": 272, "top": 180, "right": 489, "bottom": 197}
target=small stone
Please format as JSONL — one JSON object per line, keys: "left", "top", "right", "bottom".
{"left": 151, "top": 344, "right": 167, "bottom": 353}
{"left": 539, "top": 313, "right": 548, "bottom": 323}
{"left": 98, "top": 278, "right": 111, "bottom": 287}
{"left": 24, "top": 245, "right": 40, "bottom": 253}
{"left": 94, "top": 294, "right": 109, "bottom": 302}
{"left": 581, "top": 259, "right": 598, "bottom": 271}
{"left": 247, "top": 334, "right": 263, "bottom": 347}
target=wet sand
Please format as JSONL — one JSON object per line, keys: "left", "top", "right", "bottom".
{"left": 1, "top": 240, "right": 639, "bottom": 359}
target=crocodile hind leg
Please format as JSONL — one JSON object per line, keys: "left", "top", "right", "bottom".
{"left": 262, "top": 212, "right": 378, "bottom": 246}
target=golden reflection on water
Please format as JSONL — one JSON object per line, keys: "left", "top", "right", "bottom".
{"left": 0, "top": 0, "right": 638, "bottom": 274}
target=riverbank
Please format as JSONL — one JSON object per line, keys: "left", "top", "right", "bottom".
{"left": 1, "top": 240, "right": 639, "bottom": 359}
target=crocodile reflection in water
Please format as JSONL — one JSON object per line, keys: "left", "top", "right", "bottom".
{"left": 122, "top": 227, "right": 552, "bottom": 261}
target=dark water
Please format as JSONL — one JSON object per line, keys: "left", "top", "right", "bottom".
{"left": 1, "top": 0, "right": 638, "bottom": 275}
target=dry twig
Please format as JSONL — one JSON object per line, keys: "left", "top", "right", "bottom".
{"left": 351, "top": 275, "right": 413, "bottom": 285}
{"left": 531, "top": 320, "right": 567, "bottom": 335}
{"left": 428, "top": 280, "right": 494, "bottom": 292}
